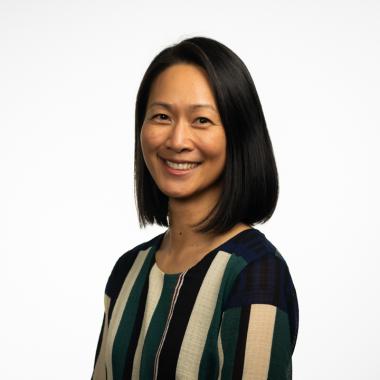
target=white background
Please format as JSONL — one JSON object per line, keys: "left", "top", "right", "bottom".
{"left": 1, "top": 0, "right": 379, "bottom": 379}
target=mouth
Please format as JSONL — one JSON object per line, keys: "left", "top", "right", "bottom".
{"left": 159, "top": 157, "right": 201, "bottom": 175}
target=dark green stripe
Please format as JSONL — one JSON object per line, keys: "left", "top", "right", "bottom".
{"left": 140, "top": 275, "right": 179, "bottom": 379}
{"left": 267, "top": 308, "right": 292, "bottom": 380}
{"left": 111, "top": 252, "right": 153, "bottom": 380}
{"left": 199, "top": 254, "right": 247, "bottom": 379}
{"left": 220, "top": 307, "right": 241, "bottom": 379}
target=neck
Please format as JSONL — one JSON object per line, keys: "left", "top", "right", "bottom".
{"left": 162, "top": 185, "right": 221, "bottom": 258}
{"left": 160, "top": 185, "right": 251, "bottom": 261}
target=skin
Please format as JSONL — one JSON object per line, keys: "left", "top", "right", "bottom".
{"left": 140, "top": 63, "right": 251, "bottom": 273}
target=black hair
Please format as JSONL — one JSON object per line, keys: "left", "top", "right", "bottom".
{"left": 134, "top": 36, "right": 279, "bottom": 235}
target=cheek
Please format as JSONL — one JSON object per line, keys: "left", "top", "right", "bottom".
{"left": 140, "top": 125, "right": 164, "bottom": 150}
{"left": 199, "top": 132, "right": 227, "bottom": 160}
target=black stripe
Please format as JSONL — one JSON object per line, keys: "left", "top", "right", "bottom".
{"left": 106, "top": 250, "right": 139, "bottom": 324}
{"left": 233, "top": 304, "right": 250, "bottom": 379}
{"left": 105, "top": 238, "right": 160, "bottom": 324}
{"left": 156, "top": 250, "right": 219, "bottom": 379}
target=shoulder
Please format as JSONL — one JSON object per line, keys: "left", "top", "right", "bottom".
{"left": 225, "top": 227, "right": 281, "bottom": 264}
{"left": 224, "top": 228, "right": 299, "bottom": 349}
{"left": 225, "top": 228, "right": 298, "bottom": 310}
{"left": 103, "top": 232, "right": 163, "bottom": 299}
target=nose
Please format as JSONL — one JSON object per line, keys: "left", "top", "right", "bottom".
{"left": 164, "top": 118, "right": 194, "bottom": 152}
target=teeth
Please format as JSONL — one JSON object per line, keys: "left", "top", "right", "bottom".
{"left": 165, "top": 160, "right": 199, "bottom": 170}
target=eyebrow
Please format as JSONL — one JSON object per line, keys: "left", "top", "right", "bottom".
{"left": 148, "top": 101, "right": 218, "bottom": 113}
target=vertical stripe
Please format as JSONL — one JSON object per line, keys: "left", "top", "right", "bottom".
{"left": 154, "top": 249, "right": 219, "bottom": 379}
{"left": 92, "top": 295, "right": 111, "bottom": 380}
{"left": 121, "top": 259, "right": 154, "bottom": 380}
{"left": 92, "top": 314, "right": 105, "bottom": 380}
{"left": 175, "top": 251, "right": 231, "bottom": 378}
{"left": 105, "top": 248, "right": 151, "bottom": 380}
{"left": 106, "top": 252, "right": 140, "bottom": 324}
{"left": 153, "top": 271, "right": 187, "bottom": 380}
{"left": 198, "top": 253, "right": 247, "bottom": 379}
{"left": 217, "top": 314, "right": 224, "bottom": 380}
{"left": 132, "top": 264, "right": 165, "bottom": 379}
{"left": 243, "top": 304, "right": 277, "bottom": 379}
{"left": 139, "top": 275, "right": 180, "bottom": 379}
{"left": 113, "top": 247, "right": 156, "bottom": 379}
{"left": 219, "top": 307, "right": 242, "bottom": 379}
{"left": 233, "top": 304, "right": 250, "bottom": 378}
{"left": 89, "top": 228, "right": 299, "bottom": 380}
{"left": 267, "top": 308, "right": 292, "bottom": 379}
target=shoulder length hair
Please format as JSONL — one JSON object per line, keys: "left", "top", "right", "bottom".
{"left": 134, "top": 36, "right": 279, "bottom": 235}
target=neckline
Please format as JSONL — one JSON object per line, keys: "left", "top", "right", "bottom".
{"left": 151, "top": 227, "right": 256, "bottom": 277}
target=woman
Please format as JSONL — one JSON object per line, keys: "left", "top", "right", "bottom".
{"left": 91, "top": 36, "right": 299, "bottom": 380}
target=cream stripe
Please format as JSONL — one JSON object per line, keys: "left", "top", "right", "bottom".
{"left": 92, "top": 294, "right": 111, "bottom": 380}
{"left": 217, "top": 313, "right": 225, "bottom": 380}
{"left": 242, "top": 304, "right": 277, "bottom": 379}
{"left": 176, "top": 250, "right": 232, "bottom": 378}
{"left": 105, "top": 248, "right": 152, "bottom": 380}
{"left": 132, "top": 265, "right": 165, "bottom": 379}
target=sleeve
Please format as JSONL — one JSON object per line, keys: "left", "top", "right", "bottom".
{"left": 91, "top": 253, "right": 126, "bottom": 380}
{"left": 91, "top": 293, "right": 111, "bottom": 380}
{"left": 218, "top": 251, "right": 299, "bottom": 380}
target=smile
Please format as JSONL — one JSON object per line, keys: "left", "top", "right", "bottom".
{"left": 160, "top": 157, "right": 201, "bottom": 175}
{"left": 166, "top": 160, "right": 199, "bottom": 170}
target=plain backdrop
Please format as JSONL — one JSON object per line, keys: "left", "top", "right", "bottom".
{"left": 1, "top": 0, "right": 379, "bottom": 379}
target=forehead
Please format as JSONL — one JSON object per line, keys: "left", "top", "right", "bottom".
{"left": 147, "top": 64, "right": 218, "bottom": 109}
{"left": 147, "top": 101, "right": 218, "bottom": 114}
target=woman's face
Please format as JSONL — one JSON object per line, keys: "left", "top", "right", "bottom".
{"left": 140, "top": 63, "right": 226, "bottom": 201}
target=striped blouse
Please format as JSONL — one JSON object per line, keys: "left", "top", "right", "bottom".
{"left": 91, "top": 227, "right": 299, "bottom": 380}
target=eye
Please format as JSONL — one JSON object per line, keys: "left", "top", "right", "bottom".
{"left": 152, "top": 113, "right": 169, "bottom": 121}
{"left": 151, "top": 114, "right": 212, "bottom": 125}
{"left": 196, "top": 117, "right": 212, "bottom": 125}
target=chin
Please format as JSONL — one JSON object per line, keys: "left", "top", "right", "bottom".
{"left": 162, "top": 190, "right": 194, "bottom": 199}
{"left": 158, "top": 184, "right": 198, "bottom": 199}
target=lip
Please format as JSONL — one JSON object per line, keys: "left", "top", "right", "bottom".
{"left": 160, "top": 157, "right": 201, "bottom": 176}
{"left": 159, "top": 156, "right": 201, "bottom": 164}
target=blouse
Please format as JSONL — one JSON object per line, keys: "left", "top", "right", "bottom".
{"left": 91, "top": 227, "right": 299, "bottom": 379}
